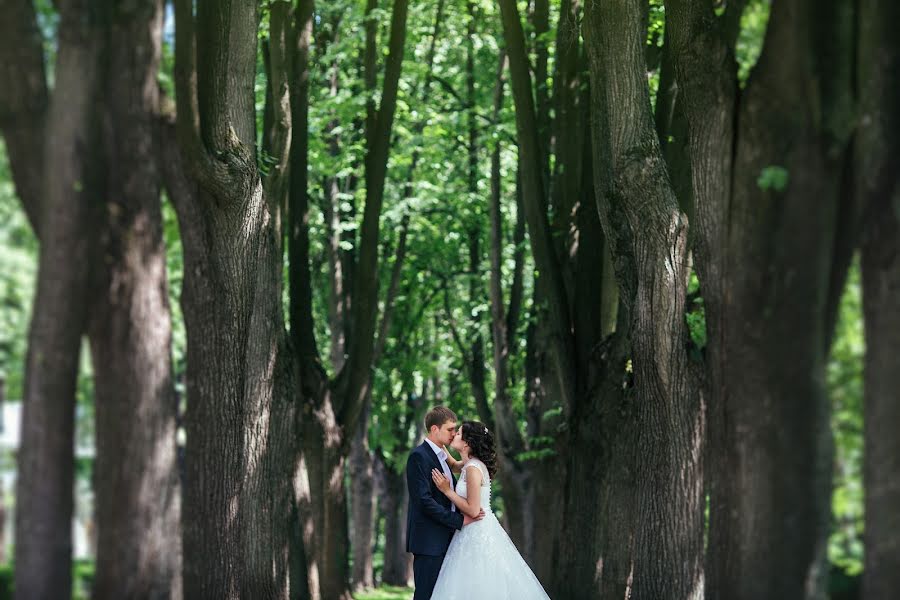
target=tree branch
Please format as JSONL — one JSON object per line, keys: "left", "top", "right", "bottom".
{"left": 498, "top": 0, "right": 577, "bottom": 413}
{"left": 0, "top": 0, "right": 49, "bottom": 235}
{"left": 288, "top": 0, "right": 320, "bottom": 364}
{"left": 263, "top": 0, "right": 294, "bottom": 224}
{"left": 173, "top": 0, "right": 233, "bottom": 194}
{"left": 338, "top": 0, "right": 410, "bottom": 435}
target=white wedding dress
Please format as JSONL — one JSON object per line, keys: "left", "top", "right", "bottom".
{"left": 430, "top": 458, "right": 551, "bottom": 599}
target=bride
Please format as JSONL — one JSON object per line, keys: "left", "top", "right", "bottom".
{"left": 429, "top": 420, "right": 551, "bottom": 599}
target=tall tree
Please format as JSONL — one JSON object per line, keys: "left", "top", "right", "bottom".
{"left": 89, "top": 1, "right": 182, "bottom": 596}
{"left": 288, "top": 0, "right": 410, "bottom": 596}
{"left": 1, "top": 0, "right": 106, "bottom": 595}
{"left": 498, "top": 1, "right": 697, "bottom": 597}
{"left": 347, "top": 2, "right": 446, "bottom": 588}
{"left": 664, "top": 0, "right": 855, "bottom": 597}
{"left": 2, "top": 0, "right": 183, "bottom": 596}
{"left": 579, "top": 0, "right": 704, "bottom": 597}
{"left": 665, "top": 0, "right": 857, "bottom": 597}
{"left": 171, "top": 0, "right": 297, "bottom": 595}
{"left": 857, "top": 0, "right": 900, "bottom": 596}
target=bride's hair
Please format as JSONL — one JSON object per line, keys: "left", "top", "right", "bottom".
{"left": 461, "top": 421, "right": 498, "bottom": 478}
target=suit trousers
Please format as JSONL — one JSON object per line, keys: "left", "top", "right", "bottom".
{"left": 413, "top": 553, "right": 445, "bottom": 600}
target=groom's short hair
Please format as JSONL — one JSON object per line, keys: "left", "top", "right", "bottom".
{"left": 425, "top": 406, "right": 457, "bottom": 431}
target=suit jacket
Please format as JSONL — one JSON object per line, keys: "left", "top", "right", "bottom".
{"left": 406, "top": 441, "right": 465, "bottom": 556}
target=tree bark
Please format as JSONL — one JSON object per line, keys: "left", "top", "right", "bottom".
{"left": 665, "top": 0, "right": 855, "bottom": 598}
{"left": 579, "top": 0, "right": 705, "bottom": 598}
{"left": 0, "top": 0, "right": 47, "bottom": 235}
{"left": 349, "top": 408, "right": 376, "bottom": 591}
{"left": 376, "top": 454, "right": 412, "bottom": 586}
{"left": 10, "top": 0, "right": 106, "bottom": 597}
{"left": 857, "top": 0, "right": 900, "bottom": 596}
{"left": 172, "top": 0, "right": 297, "bottom": 596}
{"left": 498, "top": 2, "right": 637, "bottom": 590}
{"left": 89, "top": 1, "right": 181, "bottom": 597}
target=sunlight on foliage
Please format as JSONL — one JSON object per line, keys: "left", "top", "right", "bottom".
{"left": 827, "top": 258, "right": 865, "bottom": 575}
{"left": 736, "top": 0, "right": 771, "bottom": 86}
{"left": 0, "top": 142, "right": 37, "bottom": 400}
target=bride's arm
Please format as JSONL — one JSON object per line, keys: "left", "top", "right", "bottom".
{"left": 432, "top": 465, "right": 483, "bottom": 518}
{"left": 443, "top": 448, "right": 463, "bottom": 474}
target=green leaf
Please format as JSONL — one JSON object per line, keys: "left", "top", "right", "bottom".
{"left": 757, "top": 165, "right": 790, "bottom": 192}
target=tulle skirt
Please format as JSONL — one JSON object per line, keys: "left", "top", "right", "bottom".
{"left": 430, "top": 512, "right": 551, "bottom": 599}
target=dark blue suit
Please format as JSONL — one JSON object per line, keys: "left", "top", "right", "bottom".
{"left": 407, "top": 441, "right": 464, "bottom": 599}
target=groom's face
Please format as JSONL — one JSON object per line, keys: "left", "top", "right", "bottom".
{"left": 434, "top": 420, "right": 457, "bottom": 446}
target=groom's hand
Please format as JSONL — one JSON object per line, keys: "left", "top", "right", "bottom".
{"left": 463, "top": 508, "right": 486, "bottom": 526}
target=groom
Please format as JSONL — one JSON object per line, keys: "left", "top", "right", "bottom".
{"left": 407, "top": 406, "right": 484, "bottom": 599}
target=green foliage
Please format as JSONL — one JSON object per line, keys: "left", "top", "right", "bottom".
{"left": 827, "top": 258, "right": 864, "bottom": 575}
{"left": 756, "top": 165, "right": 790, "bottom": 192}
{"left": 0, "top": 142, "right": 37, "bottom": 401}
{"left": 736, "top": 0, "right": 770, "bottom": 86}
{"left": 685, "top": 272, "right": 707, "bottom": 352}
{"left": 161, "top": 196, "right": 186, "bottom": 386}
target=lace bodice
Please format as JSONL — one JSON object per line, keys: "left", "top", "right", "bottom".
{"left": 455, "top": 458, "right": 492, "bottom": 513}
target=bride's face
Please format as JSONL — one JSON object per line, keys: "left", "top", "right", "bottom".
{"left": 450, "top": 427, "right": 466, "bottom": 452}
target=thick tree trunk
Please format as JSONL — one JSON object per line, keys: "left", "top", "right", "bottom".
{"left": 665, "top": 1, "right": 855, "bottom": 598}
{"left": 12, "top": 1, "right": 106, "bottom": 597}
{"left": 499, "top": 4, "right": 645, "bottom": 595}
{"left": 857, "top": 0, "right": 900, "bottom": 595}
{"left": 172, "top": 1, "right": 297, "bottom": 596}
{"left": 89, "top": 2, "right": 181, "bottom": 597}
{"left": 860, "top": 192, "right": 900, "bottom": 599}
{"left": 578, "top": 0, "right": 705, "bottom": 598}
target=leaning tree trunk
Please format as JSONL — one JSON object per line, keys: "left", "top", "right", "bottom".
{"left": 665, "top": 0, "right": 855, "bottom": 597}
{"left": 172, "top": 0, "right": 297, "bottom": 596}
{"left": 10, "top": 1, "right": 106, "bottom": 597}
{"left": 89, "top": 1, "right": 181, "bottom": 596}
{"left": 577, "top": 0, "right": 705, "bottom": 598}
{"left": 857, "top": 0, "right": 900, "bottom": 595}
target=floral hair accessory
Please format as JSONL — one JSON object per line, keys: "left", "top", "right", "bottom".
{"left": 484, "top": 427, "right": 488, "bottom": 434}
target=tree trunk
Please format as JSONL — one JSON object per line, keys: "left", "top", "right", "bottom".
{"left": 172, "top": 1, "right": 296, "bottom": 596}
{"left": 665, "top": 1, "right": 855, "bottom": 598}
{"left": 349, "top": 406, "right": 376, "bottom": 591}
{"left": 12, "top": 1, "right": 106, "bottom": 597}
{"left": 860, "top": 182, "right": 900, "bottom": 600}
{"left": 857, "top": 0, "right": 900, "bottom": 595}
{"left": 289, "top": 0, "right": 410, "bottom": 595}
{"left": 376, "top": 454, "right": 413, "bottom": 586}
{"left": 89, "top": 1, "right": 181, "bottom": 597}
{"left": 578, "top": 0, "right": 705, "bottom": 598}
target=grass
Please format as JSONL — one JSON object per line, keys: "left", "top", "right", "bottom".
{"left": 353, "top": 584, "right": 414, "bottom": 600}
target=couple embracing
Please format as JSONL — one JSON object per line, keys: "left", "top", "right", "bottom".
{"left": 406, "top": 406, "right": 551, "bottom": 599}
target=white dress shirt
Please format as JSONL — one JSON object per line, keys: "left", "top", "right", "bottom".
{"left": 425, "top": 437, "right": 456, "bottom": 512}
